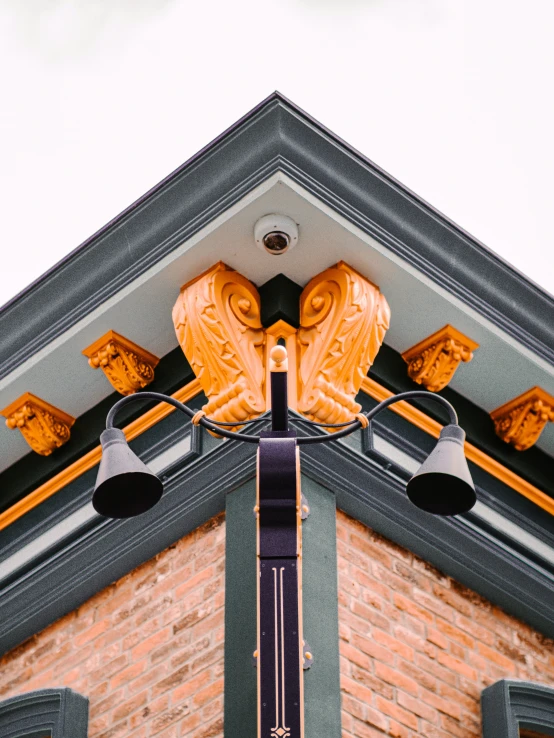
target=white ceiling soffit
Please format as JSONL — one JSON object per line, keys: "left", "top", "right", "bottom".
{"left": 1, "top": 172, "right": 553, "bottom": 472}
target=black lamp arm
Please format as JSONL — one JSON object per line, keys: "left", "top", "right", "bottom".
{"left": 295, "top": 390, "right": 458, "bottom": 445}
{"left": 105, "top": 391, "right": 261, "bottom": 444}
{"left": 104, "top": 389, "right": 458, "bottom": 447}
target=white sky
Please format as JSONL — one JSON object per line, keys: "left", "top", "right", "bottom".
{"left": 1, "top": 0, "right": 553, "bottom": 308}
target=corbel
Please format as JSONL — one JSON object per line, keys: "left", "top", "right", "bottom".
{"left": 491, "top": 387, "right": 554, "bottom": 451}
{"left": 83, "top": 330, "right": 159, "bottom": 396}
{"left": 172, "top": 261, "right": 391, "bottom": 429}
{"left": 401, "top": 324, "right": 478, "bottom": 392}
{"left": 2, "top": 392, "right": 75, "bottom": 456}
{"left": 172, "top": 262, "right": 265, "bottom": 427}
{"left": 297, "top": 261, "right": 390, "bottom": 425}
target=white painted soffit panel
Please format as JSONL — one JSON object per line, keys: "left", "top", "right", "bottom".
{"left": 1, "top": 173, "right": 553, "bottom": 472}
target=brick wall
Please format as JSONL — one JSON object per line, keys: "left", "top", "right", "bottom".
{"left": 0, "top": 513, "right": 225, "bottom": 738}
{"left": 338, "top": 509, "right": 554, "bottom": 738}
{"left": 3, "top": 504, "right": 554, "bottom": 738}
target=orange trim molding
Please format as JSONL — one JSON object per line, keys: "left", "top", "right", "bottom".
{"left": 173, "top": 261, "right": 391, "bottom": 429}
{"left": 1, "top": 375, "right": 553, "bottom": 533}
{"left": 0, "top": 379, "right": 202, "bottom": 532}
{"left": 361, "top": 377, "right": 554, "bottom": 516}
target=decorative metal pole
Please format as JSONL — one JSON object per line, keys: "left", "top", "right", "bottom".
{"left": 91, "top": 346, "right": 477, "bottom": 738}
{"left": 257, "top": 346, "right": 303, "bottom": 738}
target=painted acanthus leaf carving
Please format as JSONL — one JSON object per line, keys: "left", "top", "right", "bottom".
{"left": 297, "top": 261, "right": 390, "bottom": 425}
{"left": 1, "top": 393, "right": 75, "bottom": 456}
{"left": 491, "top": 387, "right": 554, "bottom": 451}
{"left": 401, "top": 325, "right": 478, "bottom": 393}
{"left": 83, "top": 330, "right": 159, "bottom": 396}
{"left": 172, "top": 262, "right": 265, "bottom": 427}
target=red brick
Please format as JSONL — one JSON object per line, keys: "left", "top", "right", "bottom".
{"left": 0, "top": 515, "right": 225, "bottom": 738}
{"left": 392, "top": 593, "right": 434, "bottom": 625}
{"left": 341, "top": 674, "right": 376, "bottom": 706}
{"left": 398, "top": 690, "right": 437, "bottom": 723}
{"left": 337, "top": 509, "right": 554, "bottom": 738}
{"left": 477, "top": 642, "right": 518, "bottom": 673}
{"left": 171, "top": 669, "right": 211, "bottom": 703}
{"left": 192, "top": 677, "right": 224, "bottom": 708}
{"left": 373, "top": 629, "right": 414, "bottom": 661}
{"left": 109, "top": 660, "right": 146, "bottom": 690}
{"left": 152, "top": 664, "right": 191, "bottom": 698}
{"left": 351, "top": 666, "right": 394, "bottom": 699}
{"left": 363, "top": 705, "right": 389, "bottom": 732}
{"left": 112, "top": 691, "right": 147, "bottom": 722}
{"left": 374, "top": 696, "right": 418, "bottom": 730}
{"left": 420, "top": 687, "right": 462, "bottom": 720}
{"left": 151, "top": 704, "right": 190, "bottom": 734}
{"left": 374, "top": 662, "right": 418, "bottom": 696}
{"left": 131, "top": 628, "right": 172, "bottom": 660}
{"left": 351, "top": 633, "right": 394, "bottom": 665}
{"left": 436, "top": 618, "right": 475, "bottom": 649}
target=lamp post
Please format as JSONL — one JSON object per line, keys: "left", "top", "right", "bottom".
{"left": 92, "top": 346, "right": 476, "bottom": 738}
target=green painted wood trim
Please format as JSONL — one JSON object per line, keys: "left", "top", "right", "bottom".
{"left": 481, "top": 679, "right": 554, "bottom": 737}
{"left": 0, "top": 688, "right": 88, "bottom": 737}
{"left": 301, "top": 477, "right": 342, "bottom": 738}
{"left": 224, "top": 480, "right": 258, "bottom": 737}
{"left": 224, "top": 475, "right": 341, "bottom": 737}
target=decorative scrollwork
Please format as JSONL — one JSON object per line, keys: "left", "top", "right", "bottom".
{"left": 297, "top": 261, "right": 390, "bottom": 426}
{"left": 401, "top": 325, "right": 478, "bottom": 393}
{"left": 491, "top": 387, "right": 554, "bottom": 451}
{"left": 172, "top": 262, "right": 265, "bottom": 427}
{"left": 83, "top": 331, "right": 159, "bottom": 396}
{"left": 2, "top": 393, "right": 75, "bottom": 456}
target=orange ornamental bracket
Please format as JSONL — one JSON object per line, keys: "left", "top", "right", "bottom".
{"left": 1, "top": 392, "right": 75, "bottom": 456}
{"left": 401, "top": 325, "right": 478, "bottom": 393}
{"left": 172, "top": 262, "right": 266, "bottom": 428}
{"left": 297, "top": 261, "right": 390, "bottom": 425}
{"left": 83, "top": 330, "right": 159, "bottom": 396}
{"left": 172, "top": 261, "right": 390, "bottom": 432}
{"left": 491, "top": 387, "right": 554, "bottom": 451}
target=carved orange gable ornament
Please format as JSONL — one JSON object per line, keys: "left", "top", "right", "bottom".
{"left": 297, "top": 262, "right": 390, "bottom": 425}
{"left": 172, "top": 263, "right": 265, "bottom": 428}
{"left": 2, "top": 393, "right": 75, "bottom": 456}
{"left": 491, "top": 387, "right": 554, "bottom": 451}
{"left": 172, "top": 262, "right": 390, "bottom": 427}
{"left": 83, "top": 330, "right": 159, "bottom": 396}
{"left": 402, "top": 325, "right": 478, "bottom": 393}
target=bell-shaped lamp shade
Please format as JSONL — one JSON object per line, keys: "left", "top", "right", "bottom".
{"left": 406, "top": 424, "right": 476, "bottom": 516}
{"left": 92, "top": 428, "right": 163, "bottom": 518}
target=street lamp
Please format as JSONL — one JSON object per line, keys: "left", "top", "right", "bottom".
{"left": 92, "top": 346, "right": 476, "bottom": 738}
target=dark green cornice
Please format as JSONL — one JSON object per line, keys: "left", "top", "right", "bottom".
{"left": 2, "top": 92, "right": 554, "bottom": 380}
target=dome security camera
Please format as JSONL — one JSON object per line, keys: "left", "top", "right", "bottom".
{"left": 254, "top": 214, "right": 299, "bottom": 255}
